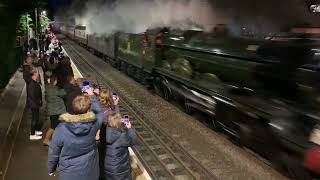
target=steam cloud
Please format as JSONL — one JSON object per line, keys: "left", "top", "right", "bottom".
{"left": 56, "top": 0, "right": 320, "bottom": 36}
{"left": 58, "top": 0, "right": 220, "bottom": 34}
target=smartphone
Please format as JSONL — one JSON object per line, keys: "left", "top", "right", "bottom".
{"left": 82, "top": 81, "right": 90, "bottom": 93}
{"left": 112, "top": 93, "right": 117, "bottom": 101}
{"left": 82, "top": 85, "right": 90, "bottom": 93}
{"left": 123, "top": 115, "right": 129, "bottom": 125}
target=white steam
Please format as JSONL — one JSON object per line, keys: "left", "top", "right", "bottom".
{"left": 74, "top": 0, "right": 222, "bottom": 34}
{"left": 56, "top": 0, "right": 320, "bottom": 37}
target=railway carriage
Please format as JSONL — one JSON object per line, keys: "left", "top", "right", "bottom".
{"left": 74, "top": 25, "right": 87, "bottom": 46}
{"left": 88, "top": 33, "right": 116, "bottom": 63}
{"left": 61, "top": 25, "right": 75, "bottom": 39}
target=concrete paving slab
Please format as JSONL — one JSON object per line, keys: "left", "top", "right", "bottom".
{"left": 5, "top": 108, "right": 57, "bottom": 180}
{"left": 0, "top": 69, "right": 26, "bottom": 180}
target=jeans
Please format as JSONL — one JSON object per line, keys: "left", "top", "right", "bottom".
{"left": 31, "top": 108, "right": 40, "bottom": 135}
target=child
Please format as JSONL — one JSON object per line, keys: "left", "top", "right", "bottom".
{"left": 104, "top": 113, "right": 136, "bottom": 180}
{"left": 98, "top": 90, "right": 120, "bottom": 179}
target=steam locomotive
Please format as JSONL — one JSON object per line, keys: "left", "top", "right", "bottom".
{"left": 61, "top": 24, "right": 320, "bottom": 179}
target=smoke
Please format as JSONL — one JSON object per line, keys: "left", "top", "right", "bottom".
{"left": 217, "top": 0, "right": 320, "bottom": 36}
{"left": 60, "top": 0, "right": 220, "bottom": 34}
{"left": 56, "top": 0, "right": 320, "bottom": 36}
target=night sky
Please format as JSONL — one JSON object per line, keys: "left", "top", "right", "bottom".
{"left": 49, "top": 0, "right": 73, "bottom": 13}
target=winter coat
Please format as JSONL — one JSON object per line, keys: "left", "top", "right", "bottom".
{"left": 63, "top": 83, "right": 82, "bottom": 114}
{"left": 22, "top": 64, "right": 33, "bottom": 83}
{"left": 44, "top": 61, "right": 57, "bottom": 77}
{"left": 26, "top": 79, "right": 42, "bottom": 109}
{"left": 29, "top": 38, "right": 38, "bottom": 50}
{"left": 104, "top": 127, "right": 136, "bottom": 180}
{"left": 45, "top": 84, "right": 66, "bottom": 116}
{"left": 99, "top": 105, "right": 120, "bottom": 144}
{"left": 55, "top": 63, "right": 74, "bottom": 88}
{"left": 48, "top": 96, "right": 104, "bottom": 180}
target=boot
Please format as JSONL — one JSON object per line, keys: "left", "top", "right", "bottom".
{"left": 43, "top": 128, "right": 54, "bottom": 146}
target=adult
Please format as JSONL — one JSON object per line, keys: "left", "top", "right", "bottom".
{"left": 22, "top": 56, "right": 33, "bottom": 83}
{"left": 38, "top": 51, "right": 46, "bottom": 68}
{"left": 29, "top": 38, "right": 38, "bottom": 51}
{"left": 45, "top": 34, "right": 51, "bottom": 51}
{"left": 55, "top": 56, "right": 74, "bottom": 88}
{"left": 43, "top": 75, "right": 67, "bottom": 145}
{"left": 104, "top": 113, "right": 136, "bottom": 180}
{"left": 48, "top": 90, "right": 104, "bottom": 180}
{"left": 26, "top": 67, "right": 43, "bottom": 140}
{"left": 44, "top": 56, "right": 57, "bottom": 82}
{"left": 63, "top": 76, "right": 82, "bottom": 114}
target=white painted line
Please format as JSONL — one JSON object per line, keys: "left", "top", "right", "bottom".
{"left": 129, "top": 147, "right": 153, "bottom": 180}
{"left": 1, "top": 85, "right": 26, "bottom": 180}
{"left": 61, "top": 46, "right": 83, "bottom": 78}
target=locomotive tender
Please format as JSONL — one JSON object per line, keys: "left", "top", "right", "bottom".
{"left": 61, "top": 24, "right": 320, "bottom": 179}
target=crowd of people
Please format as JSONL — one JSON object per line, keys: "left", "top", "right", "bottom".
{"left": 22, "top": 30, "right": 136, "bottom": 180}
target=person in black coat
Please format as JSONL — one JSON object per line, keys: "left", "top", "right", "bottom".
{"left": 55, "top": 56, "right": 74, "bottom": 88}
{"left": 26, "top": 67, "right": 43, "bottom": 140}
{"left": 104, "top": 113, "right": 136, "bottom": 180}
{"left": 29, "top": 38, "right": 38, "bottom": 51}
{"left": 63, "top": 76, "right": 82, "bottom": 114}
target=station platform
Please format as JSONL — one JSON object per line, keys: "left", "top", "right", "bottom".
{"left": 0, "top": 67, "right": 56, "bottom": 180}
{"left": 0, "top": 60, "right": 149, "bottom": 180}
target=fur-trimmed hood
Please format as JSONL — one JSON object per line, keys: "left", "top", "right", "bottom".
{"left": 59, "top": 112, "right": 96, "bottom": 136}
{"left": 59, "top": 112, "right": 96, "bottom": 123}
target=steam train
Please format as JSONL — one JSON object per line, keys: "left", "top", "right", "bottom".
{"left": 61, "top": 24, "right": 320, "bottom": 179}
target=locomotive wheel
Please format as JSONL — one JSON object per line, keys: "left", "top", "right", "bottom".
{"left": 103, "top": 55, "right": 108, "bottom": 62}
{"left": 127, "top": 65, "right": 135, "bottom": 77}
{"left": 135, "top": 69, "right": 144, "bottom": 83}
{"left": 153, "top": 77, "right": 165, "bottom": 98}
{"left": 116, "top": 61, "right": 121, "bottom": 71}
{"left": 236, "top": 123, "right": 251, "bottom": 146}
{"left": 162, "top": 84, "right": 171, "bottom": 101}
{"left": 184, "top": 99, "right": 193, "bottom": 115}
{"left": 125, "top": 64, "right": 131, "bottom": 75}
{"left": 120, "top": 61, "right": 127, "bottom": 73}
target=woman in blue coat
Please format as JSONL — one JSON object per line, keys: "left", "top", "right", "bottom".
{"left": 48, "top": 87, "right": 103, "bottom": 180}
{"left": 104, "top": 113, "right": 136, "bottom": 180}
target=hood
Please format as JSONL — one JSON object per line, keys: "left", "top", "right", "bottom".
{"left": 105, "top": 127, "right": 123, "bottom": 144}
{"left": 59, "top": 112, "right": 96, "bottom": 135}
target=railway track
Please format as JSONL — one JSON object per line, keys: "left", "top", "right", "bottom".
{"left": 63, "top": 39, "right": 217, "bottom": 180}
